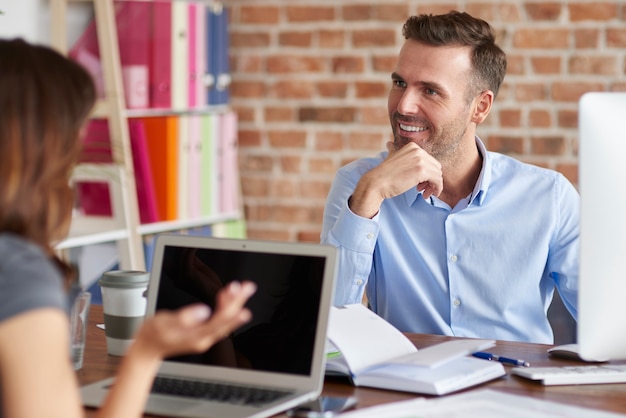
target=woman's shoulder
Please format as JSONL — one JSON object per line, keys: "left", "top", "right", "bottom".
{"left": 0, "top": 233, "right": 66, "bottom": 323}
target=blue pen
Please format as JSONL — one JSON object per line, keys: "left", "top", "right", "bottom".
{"left": 473, "top": 351, "right": 530, "bottom": 367}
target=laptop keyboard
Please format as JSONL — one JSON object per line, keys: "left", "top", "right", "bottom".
{"left": 150, "top": 376, "right": 292, "bottom": 406}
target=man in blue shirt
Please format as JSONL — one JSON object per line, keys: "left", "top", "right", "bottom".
{"left": 321, "top": 11, "right": 579, "bottom": 344}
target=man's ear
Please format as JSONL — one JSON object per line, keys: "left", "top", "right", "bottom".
{"left": 472, "top": 90, "right": 494, "bottom": 124}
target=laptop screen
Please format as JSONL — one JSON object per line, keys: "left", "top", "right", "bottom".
{"left": 154, "top": 244, "right": 327, "bottom": 376}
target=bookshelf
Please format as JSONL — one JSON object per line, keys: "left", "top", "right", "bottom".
{"left": 50, "top": 0, "right": 242, "bottom": 271}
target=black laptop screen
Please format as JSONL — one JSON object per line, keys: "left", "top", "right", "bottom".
{"left": 155, "top": 245, "right": 326, "bottom": 376}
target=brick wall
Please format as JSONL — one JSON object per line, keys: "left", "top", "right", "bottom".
{"left": 228, "top": 0, "right": 626, "bottom": 242}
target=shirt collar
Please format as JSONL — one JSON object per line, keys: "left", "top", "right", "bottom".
{"left": 405, "top": 136, "right": 491, "bottom": 207}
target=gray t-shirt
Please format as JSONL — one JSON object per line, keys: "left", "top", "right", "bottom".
{"left": 0, "top": 233, "right": 68, "bottom": 416}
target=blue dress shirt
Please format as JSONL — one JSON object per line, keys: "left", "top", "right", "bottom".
{"left": 321, "top": 137, "right": 579, "bottom": 343}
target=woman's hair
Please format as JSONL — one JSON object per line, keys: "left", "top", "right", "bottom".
{"left": 403, "top": 11, "right": 507, "bottom": 99}
{"left": 0, "top": 38, "right": 96, "bottom": 283}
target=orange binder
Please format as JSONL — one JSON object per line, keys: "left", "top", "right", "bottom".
{"left": 141, "top": 116, "right": 179, "bottom": 221}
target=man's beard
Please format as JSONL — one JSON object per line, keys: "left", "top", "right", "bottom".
{"left": 391, "top": 112, "right": 470, "bottom": 164}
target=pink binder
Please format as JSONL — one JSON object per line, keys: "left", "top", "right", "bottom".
{"left": 76, "top": 119, "right": 159, "bottom": 224}
{"left": 219, "top": 111, "right": 239, "bottom": 213}
{"left": 149, "top": 1, "right": 172, "bottom": 109}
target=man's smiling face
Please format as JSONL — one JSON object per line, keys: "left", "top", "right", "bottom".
{"left": 387, "top": 39, "right": 479, "bottom": 164}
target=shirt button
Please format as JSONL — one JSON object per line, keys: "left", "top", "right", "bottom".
{"left": 356, "top": 279, "right": 364, "bottom": 286}
{"left": 450, "top": 255, "right": 458, "bottom": 262}
{"left": 366, "top": 233, "right": 374, "bottom": 240}
{"left": 453, "top": 299, "right": 461, "bottom": 306}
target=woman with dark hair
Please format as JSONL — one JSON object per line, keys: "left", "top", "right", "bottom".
{"left": 0, "top": 38, "right": 256, "bottom": 418}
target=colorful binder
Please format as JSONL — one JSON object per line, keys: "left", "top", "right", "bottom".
{"left": 141, "top": 116, "right": 179, "bottom": 221}
{"left": 149, "top": 1, "right": 172, "bottom": 109}
{"left": 219, "top": 111, "right": 240, "bottom": 214}
{"left": 76, "top": 119, "right": 159, "bottom": 224}
{"left": 207, "top": 3, "right": 230, "bottom": 105}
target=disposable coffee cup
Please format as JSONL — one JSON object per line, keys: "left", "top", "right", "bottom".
{"left": 98, "top": 270, "right": 149, "bottom": 356}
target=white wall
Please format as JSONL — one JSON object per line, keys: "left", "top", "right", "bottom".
{"left": 0, "top": 0, "right": 91, "bottom": 45}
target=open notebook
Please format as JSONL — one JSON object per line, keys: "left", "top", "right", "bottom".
{"left": 81, "top": 234, "right": 338, "bottom": 418}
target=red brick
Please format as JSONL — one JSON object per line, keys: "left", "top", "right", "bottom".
{"left": 272, "top": 205, "right": 314, "bottom": 223}
{"left": 348, "top": 132, "right": 387, "bottom": 150}
{"left": 529, "top": 110, "right": 552, "bottom": 128}
{"left": 557, "top": 109, "right": 579, "bottom": 128}
{"left": 319, "top": 30, "right": 345, "bottom": 48}
{"left": 271, "top": 80, "right": 314, "bottom": 99}
{"left": 332, "top": 56, "right": 365, "bottom": 73}
{"left": 300, "top": 180, "right": 332, "bottom": 199}
{"left": 569, "top": 2, "right": 617, "bottom": 21}
{"left": 499, "top": 109, "right": 521, "bottom": 127}
{"left": 375, "top": 4, "right": 410, "bottom": 22}
{"left": 355, "top": 81, "right": 387, "bottom": 98}
{"left": 607, "top": 28, "right": 626, "bottom": 48}
{"left": 515, "top": 83, "right": 547, "bottom": 102}
{"left": 246, "top": 228, "right": 290, "bottom": 242}
{"left": 274, "top": 179, "right": 295, "bottom": 198}
{"left": 466, "top": 4, "right": 496, "bottom": 22}
{"left": 297, "top": 230, "right": 322, "bottom": 243}
{"left": 314, "top": 132, "right": 344, "bottom": 151}
{"left": 486, "top": 135, "right": 525, "bottom": 154}
{"left": 309, "top": 157, "right": 337, "bottom": 174}
{"left": 265, "top": 107, "right": 294, "bottom": 122}
{"left": 299, "top": 107, "right": 356, "bottom": 123}
{"left": 569, "top": 55, "right": 618, "bottom": 75}
{"left": 280, "top": 155, "right": 302, "bottom": 173}
{"left": 233, "top": 54, "right": 263, "bottom": 73}
{"left": 372, "top": 55, "right": 397, "bottom": 72}
{"left": 513, "top": 28, "right": 569, "bottom": 49}
{"left": 574, "top": 29, "right": 600, "bottom": 48}
{"left": 231, "top": 81, "right": 266, "bottom": 98}
{"left": 317, "top": 81, "right": 348, "bottom": 98}
{"left": 552, "top": 82, "right": 606, "bottom": 102}
{"left": 360, "top": 107, "right": 389, "bottom": 125}
{"left": 531, "top": 136, "right": 566, "bottom": 155}
{"left": 268, "top": 131, "right": 307, "bottom": 148}
{"left": 279, "top": 31, "right": 313, "bottom": 47}
{"left": 286, "top": 6, "right": 334, "bottom": 22}
{"left": 239, "top": 6, "right": 280, "bottom": 24}
{"left": 506, "top": 55, "right": 525, "bottom": 75}
{"left": 240, "top": 155, "right": 272, "bottom": 171}
{"left": 246, "top": 204, "right": 273, "bottom": 222}
{"left": 240, "top": 176, "right": 270, "bottom": 196}
{"left": 556, "top": 163, "right": 578, "bottom": 185}
{"left": 237, "top": 130, "right": 262, "bottom": 147}
{"left": 343, "top": 5, "right": 373, "bottom": 21}
{"left": 352, "top": 29, "right": 396, "bottom": 47}
{"left": 230, "top": 32, "right": 271, "bottom": 48}
{"left": 232, "top": 106, "right": 255, "bottom": 123}
{"left": 525, "top": 3, "right": 562, "bottom": 20}
{"left": 416, "top": 4, "right": 458, "bottom": 15}
{"left": 531, "top": 57, "right": 561, "bottom": 74}
{"left": 498, "top": 3, "right": 522, "bottom": 22}
{"left": 267, "top": 55, "right": 326, "bottom": 73}
{"left": 611, "top": 82, "right": 626, "bottom": 91}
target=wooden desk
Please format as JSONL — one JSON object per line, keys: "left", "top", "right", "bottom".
{"left": 80, "top": 305, "right": 626, "bottom": 417}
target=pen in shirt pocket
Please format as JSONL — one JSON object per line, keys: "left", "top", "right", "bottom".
{"left": 473, "top": 351, "right": 530, "bottom": 367}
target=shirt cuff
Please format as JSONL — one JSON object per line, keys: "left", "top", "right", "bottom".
{"left": 331, "top": 200, "right": 379, "bottom": 253}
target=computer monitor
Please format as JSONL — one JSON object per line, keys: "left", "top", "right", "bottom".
{"left": 578, "top": 91, "right": 626, "bottom": 361}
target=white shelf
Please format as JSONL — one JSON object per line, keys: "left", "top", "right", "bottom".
{"left": 55, "top": 212, "right": 242, "bottom": 250}
{"left": 138, "top": 211, "right": 241, "bottom": 235}
{"left": 55, "top": 217, "right": 128, "bottom": 249}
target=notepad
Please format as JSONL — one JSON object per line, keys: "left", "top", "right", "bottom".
{"left": 326, "top": 304, "right": 506, "bottom": 395}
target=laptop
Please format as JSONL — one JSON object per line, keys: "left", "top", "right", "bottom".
{"left": 81, "top": 234, "right": 338, "bottom": 418}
